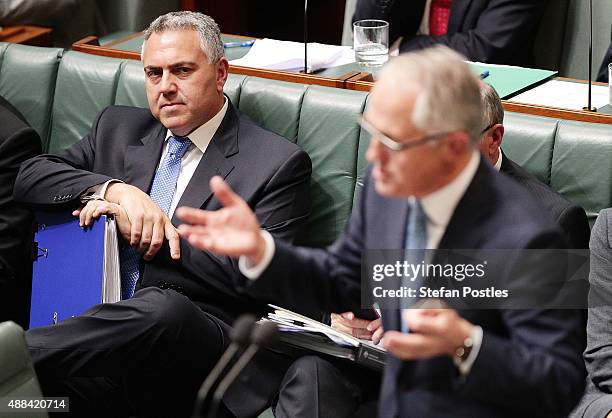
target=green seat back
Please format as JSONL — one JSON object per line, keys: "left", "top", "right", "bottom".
{"left": 551, "top": 120, "right": 612, "bottom": 224}
{"left": 0, "top": 43, "right": 62, "bottom": 146}
{"left": 115, "top": 59, "right": 147, "bottom": 108}
{"left": 502, "top": 112, "right": 558, "bottom": 185}
{"left": 296, "top": 86, "right": 368, "bottom": 247}
{"left": 0, "top": 322, "right": 47, "bottom": 417}
{"left": 48, "top": 52, "right": 124, "bottom": 152}
{"left": 225, "top": 74, "right": 247, "bottom": 106}
{"left": 239, "top": 77, "right": 308, "bottom": 143}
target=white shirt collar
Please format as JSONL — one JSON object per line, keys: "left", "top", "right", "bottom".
{"left": 164, "top": 96, "right": 228, "bottom": 153}
{"left": 419, "top": 150, "right": 480, "bottom": 229}
{"left": 493, "top": 151, "right": 502, "bottom": 172}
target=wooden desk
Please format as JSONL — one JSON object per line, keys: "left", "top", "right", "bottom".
{"left": 0, "top": 25, "right": 52, "bottom": 47}
{"left": 72, "top": 32, "right": 612, "bottom": 124}
{"left": 345, "top": 73, "right": 612, "bottom": 125}
{"left": 72, "top": 34, "right": 361, "bottom": 89}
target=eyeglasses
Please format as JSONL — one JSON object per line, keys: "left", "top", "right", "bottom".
{"left": 359, "top": 116, "right": 452, "bottom": 152}
{"left": 480, "top": 123, "right": 497, "bottom": 135}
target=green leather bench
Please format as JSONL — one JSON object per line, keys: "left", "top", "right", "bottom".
{"left": 1, "top": 42, "right": 611, "bottom": 233}
{"left": 1, "top": 41, "right": 611, "bottom": 418}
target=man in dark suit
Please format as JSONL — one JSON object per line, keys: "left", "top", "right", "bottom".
{"left": 598, "top": 40, "right": 611, "bottom": 83}
{"left": 178, "top": 45, "right": 586, "bottom": 417}
{"left": 353, "top": 0, "right": 548, "bottom": 67}
{"left": 0, "top": 95, "right": 41, "bottom": 329}
{"left": 478, "top": 82, "right": 590, "bottom": 249}
{"left": 13, "top": 12, "right": 310, "bottom": 417}
{"left": 573, "top": 208, "right": 612, "bottom": 418}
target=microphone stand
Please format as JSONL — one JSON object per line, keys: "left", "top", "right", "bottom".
{"left": 583, "top": 0, "right": 597, "bottom": 112}
{"left": 303, "top": 0, "right": 309, "bottom": 74}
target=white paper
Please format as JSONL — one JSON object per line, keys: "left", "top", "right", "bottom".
{"left": 230, "top": 38, "right": 355, "bottom": 72}
{"left": 509, "top": 79, "right": 609, "bottom": 110}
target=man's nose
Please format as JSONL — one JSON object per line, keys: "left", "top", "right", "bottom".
{"left": 366, "top": 137, "right": 388, "bottom": 164}
{"left": 159, "top": 72, "right": 177, "bottom": 94}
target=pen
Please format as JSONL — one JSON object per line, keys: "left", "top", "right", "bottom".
{"left": 479, "top": 70, "right": 490, "bottom": 80}
{"left": 223, "top": 40, "right": 255, "bottom": 48}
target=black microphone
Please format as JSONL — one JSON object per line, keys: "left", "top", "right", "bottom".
{"left": 304, "top": 0, "right": 309, "bottom": 73}
{"left": 584, "top": 0, "right": 597, "bottom": 112}
{"left": 192, "top": 314, "right": 256, "bottom": 418}
{"left": 206, "top": 321, "right": 279, "bottom": 418}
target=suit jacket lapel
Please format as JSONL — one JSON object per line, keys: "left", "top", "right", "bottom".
{"left": 447, "top": 0, "right": 472, "bottom": 34}
{"left": 171, "top": 101, "right": 239, "bottom": 224}
{"left": 124, "top": 124, "right": 166, "bottom": 193}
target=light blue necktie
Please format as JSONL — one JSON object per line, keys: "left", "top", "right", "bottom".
{"left": 401, "top": 199, "right": 428, "bottom": 332}
{"left": 120, "top": 135, "right": 192, "bottom": 299}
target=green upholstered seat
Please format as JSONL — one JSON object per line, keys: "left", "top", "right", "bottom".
{"left": 0, "top": 322, "right": 47, "bottom": 418}
{"left": 502, "top": 112, "right": 558, "bottom": 185}
{"left": 296, "top": 86, "right": 368, "bottom": 247}
{"left": 48, "top": 52, "right": 124, "bottom": 152}
{"left": 115, "top": 59, "right": 148, "bottom": 108}
{"left": 551, "top": 120, "right": 612, "bottom": 224}
{"left": 0, "top": 44, "right": 63, "bottom": 146}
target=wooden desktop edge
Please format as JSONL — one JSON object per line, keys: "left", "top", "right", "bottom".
{"left": 344, "top": 73, "right": 612, "bottom": 125}
{"left": 72, "top": 36, "right": 359, "bottom": 89}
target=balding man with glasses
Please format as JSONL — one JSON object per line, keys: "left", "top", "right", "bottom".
{"left": 178, "top": 45, "right": 586, "bottom": 418}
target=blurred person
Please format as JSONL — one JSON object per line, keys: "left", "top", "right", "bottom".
{"left": 178, "top": 45, "right": 586, "bottom": 417}
{"left": 598, "top": 40, "right": 611, "bottom": 83}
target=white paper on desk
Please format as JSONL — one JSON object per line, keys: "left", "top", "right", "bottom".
{"left": 509, "top": 79, "right": 609, "bottom": 110}
{"left": 230, "top": 38, "right": 355, "bottom": 72}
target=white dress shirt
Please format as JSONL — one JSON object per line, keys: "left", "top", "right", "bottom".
{"left": 241, "top": 150, "right": 484, "bottom": 375}
{"left": 84, "top": 98, "right": 228, "bottom": 218}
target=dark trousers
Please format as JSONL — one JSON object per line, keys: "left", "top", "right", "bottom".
{"left": 274, "top": 355, "right": 381, "bottom": 418}
{"left": 27, "top": 287, "right": 288, "bottom": 418}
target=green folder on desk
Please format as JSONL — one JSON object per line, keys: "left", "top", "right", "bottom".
{"left": 469, "top": 63, "right": 556, "bottom": 99}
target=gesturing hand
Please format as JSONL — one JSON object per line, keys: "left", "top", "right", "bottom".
{"left": 105, "top": 183, "right": 180, "bottom": 260}
{"left": 331, "top": 312, "right": 384, "bottom": 345}
{"left": 383, "top": 308, "right": 474, "bottom": 360}
{"left": 176, "top": 176, "right": 266, "bottom": 263}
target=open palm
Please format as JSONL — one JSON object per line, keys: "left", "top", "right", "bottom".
{"left": 176, "top": 176, "right": 264, "bottom": 260}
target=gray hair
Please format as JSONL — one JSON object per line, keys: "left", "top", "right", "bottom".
{"left": 480, "top": 82, "right": 504, "bottom": 128}
{"left": 379, "top": 45, "right": 483, "bottom": 144}
{"left": 142, "top": 11, "right": 224, "bottom": 63}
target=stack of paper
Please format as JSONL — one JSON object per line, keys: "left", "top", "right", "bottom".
{"left": 230, "top": 39, "right": 355, "bottom": 72}
{"left": 262, "top": 304, "right": 386, "bottom": 370}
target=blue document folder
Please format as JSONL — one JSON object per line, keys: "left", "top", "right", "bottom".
{"left": 30, "top": 212, "right": 120, "bottom": 328}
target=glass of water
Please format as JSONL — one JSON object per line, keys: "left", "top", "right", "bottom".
{"left": 353, "top": 20, "right": 389, "bottom": 67}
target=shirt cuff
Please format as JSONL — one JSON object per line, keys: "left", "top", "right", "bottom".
{"left": 238, "top": 230, "right": 275, "bottom": 280}
{"left": 454, "top": 325, "right": 483, "bottom": 376}
{"left": 81, "top": 179, "right": 123, "bottom": 202}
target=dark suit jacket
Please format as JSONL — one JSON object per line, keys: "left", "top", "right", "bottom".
{"left": 598, "top": 41, "right": 611, "bottom": 83}
{"left": 501, "top": 153, "right": 590, "bottom": 249}
{"left": 245, "top": 158, "right": 586, "bottom": 417}
{"left": 0, "top": 95, "right": 41, "bottom": 329}
{"left": 354, "top": 0, "right": 548, "bottom": 67}
{"left": 14, "top": 101, "right": 312, "bottom": 325}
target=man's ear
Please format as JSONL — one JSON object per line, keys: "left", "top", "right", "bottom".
{"left": 491, "top": 124, "right": 504, "bottom": 148}
{"left": 216, "top": 57, "right": 229, "bottom": 92}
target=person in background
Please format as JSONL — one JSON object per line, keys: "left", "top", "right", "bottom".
{"left": 597, "top": 40, "right": 611, "bottom": 83}
{"left": 478, "top": 82, "right": 590, "bottom": 249}
{"left": 353, "top": 0, "right": 548, "bottom": 67}
{"left": 0, "top": 0, "right": 106, "bottom": 47}
{"left": 0, "top": 95, "right": 41, "bottom": 329}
